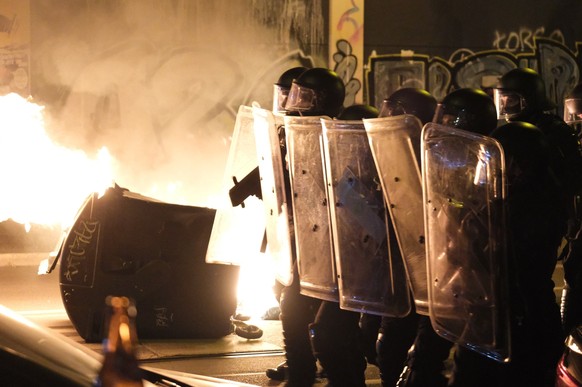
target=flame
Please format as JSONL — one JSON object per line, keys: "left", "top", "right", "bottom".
{"left": 0, "top": 93, "right": 114, "bottom": 229}
{"left": 236, "top": 251, "right": 279, "bottom": 318}
{"left": 0, "top": 93, "right": 277, "bottom": 319}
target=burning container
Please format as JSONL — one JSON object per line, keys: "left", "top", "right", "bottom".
{"left": 50, "top": 185, "right": 240, "bottom": 342}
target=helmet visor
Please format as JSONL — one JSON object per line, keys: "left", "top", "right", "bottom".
{"left": 273, "top": 84, "right": 290, "bottom": 113}
{"left": 433, "top": 103, "right": 474, "bottom": 131}
{"left": 564, "top": 98, "right": 582, "bottom": 124}
{"left": 493, "top": 89, "right": 526, "bottom": 120}
{"left": 285, "top": 82, "right": 317, "bottom": 112}
{"left": 379, "top": 99, "right": 407, "bottom": 117}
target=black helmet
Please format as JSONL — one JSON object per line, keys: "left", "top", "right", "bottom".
{"left": 434, "top": 88, "right": 498, "bottom": 135}
{"left": 380, "top": 88, "right": 437, "bottom": 125}
{"left": 273, "top": 66, "right": 308, "bottom": 113}
{"left": 490, "top": 121, "right": 550, "bottom": 182}
{"left": 337, "top": 104, "right": 379, "bottom": 120}
{"left": 494, "top": 68, "right": 555, "bottom": 121}
{"left": 564, "top": 83, "right": 582, "bottom": 124}
{"left": 285, "top": 67, "right": 345, "bottom": 117}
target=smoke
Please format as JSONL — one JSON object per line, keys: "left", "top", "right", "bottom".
{"left": 31, "top": 0, "right": 324, "bottom": 208}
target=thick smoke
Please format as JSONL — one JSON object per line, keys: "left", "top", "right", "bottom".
{"left": 32, "top": 0, "right": 324, "bottom": 208}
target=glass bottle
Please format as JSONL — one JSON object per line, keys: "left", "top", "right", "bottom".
{"left": 94, "top": 296, "right": 143, "bottom": 387}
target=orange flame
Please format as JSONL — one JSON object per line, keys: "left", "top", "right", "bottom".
{"left": 0, "top": 93, "right": 114, "bottom": 229}
{"left": 3, "top": 93, "right": 277, "bottom": 318}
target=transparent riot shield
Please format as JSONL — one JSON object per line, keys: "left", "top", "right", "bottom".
{"left": 322, "top": 118, "right": 411, "bottom": 317}
{"left": 364, "top": 114, "right": 429, "bottom": 316}
{"left": 206, "top": 105, "right": 265, "bottom": 266}
{"left": 284, "top": 115, "right": 337, "bottom": 301}
{"left": 252, "top": 105, "right": 294, "bottom": 286}
{"left": 422, "top": 122, "right": 511, "bottom": 363}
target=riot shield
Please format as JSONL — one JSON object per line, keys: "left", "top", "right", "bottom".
{"left": 284, "top": 115, "right": 337, "bottom": 301}
{"left": 206, "top": 105, "right": 265, "bottom": 266}
{"left": 322, "top": 118, "right": 411, "bottom": 317}
{"left": 421, "top": 122, "right": 511, "bottom": 363}
{"left": 364, "top": 114, "right": 429, "bottom": 315}
{"left": 252, "top": 105, "right": 294, "bottom": 287}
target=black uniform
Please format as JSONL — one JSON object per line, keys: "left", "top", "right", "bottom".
{"left": 264, "top": 66, "right": 323, "bottom": 386}
{"left": 371, "top": 88, "right": 453, "bottom": 387}
{"left": 449, "top": 118, "right": 579, "bottom": 386}
{"left": 279, "top": 67, "right": 346, "bottom": 387}
{"left": 274, "top": 122, "right": 322, "bottom": 386}
{"left": 307, "top": 104, "right": 380, "bottom": 387}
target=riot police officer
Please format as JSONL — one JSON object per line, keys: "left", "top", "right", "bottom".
{"left": 560, "top": 82, "right": 582, "bottom": 336}
{"left": 358, "top": 87, "right": 439, "bottom": 386}
{"left": 279, "top": 67, "right": 346, "bottom": 387}
{"left": 264, "top": 66, "right": 318, "bottom": 384}
{"left": 444, "top": 72, "right": 582, "bottom": 386}
{"left": 417, "top": 88, "right": 499, "bottom": 387}
{"left": 495, "top": 68, "right": 582, "bottom": 339}
{"left": 370, "top": 87, "right": 454, "bottom": 387}
{"left": 307, "top": 102, "right": 380, "bottom": 387}
{"left": 447, "top": 120, "right": 566, "bottom": 387}
{"left": 411, "top": 88, "right": 499, "bottom": 386}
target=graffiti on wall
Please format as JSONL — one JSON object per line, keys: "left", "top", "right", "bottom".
{"left": 366, "top": 36, "right": 580, "bottom": 117}
{"left": 492, "top": 27, "right": 565, "bottom": 53}
{"left": 0, "top": 0, "right": 30, "bottom": 96}
{"left": 33, "top": 0, "right": 327, "bottom": 208}
{"left": 332, "top": 39, "right": 361, "bottom": 107}
{"left": 329, "top": 0, "right": 364, "bottom": 105}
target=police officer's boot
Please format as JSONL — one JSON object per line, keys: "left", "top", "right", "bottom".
{"left": 309, "top": 322, "right": 366, "bottom": 387}
{"left": 279, "top": 287, "right": 318, "bottom": 386}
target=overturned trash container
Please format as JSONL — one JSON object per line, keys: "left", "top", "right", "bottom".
{"left": 51, "top": 185, "right": 240, "bottom": 343}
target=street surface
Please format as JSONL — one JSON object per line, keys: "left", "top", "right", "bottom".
{"left": 0, "top": 253, "right": 566, "bottom": 386}
{"left": 0, "top": 258, "right": 382, "bottom": 386}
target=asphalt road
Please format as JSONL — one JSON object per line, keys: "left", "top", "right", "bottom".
{"left": 0, "top": 260, "right": 381, "bottom": 386}
{"left": 0, "top": 255, "right": 565, "bottom": 387}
